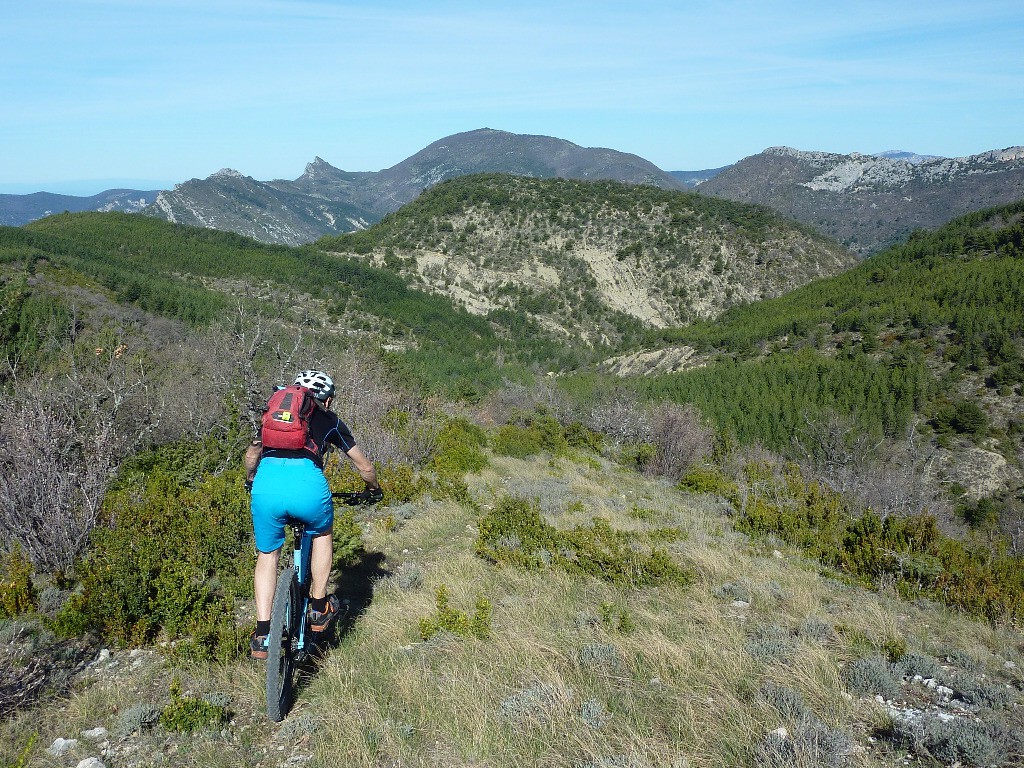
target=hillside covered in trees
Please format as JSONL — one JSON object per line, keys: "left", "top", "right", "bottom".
{"left": 585, "top": 201, "right": 1024, "bottom": 547}
{"left": 318, "top": 173, "right": 856, "bottom": 345}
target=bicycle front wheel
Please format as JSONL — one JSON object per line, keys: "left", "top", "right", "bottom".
{"left": 266, "top": 567, "right": 299, "bottom": 722}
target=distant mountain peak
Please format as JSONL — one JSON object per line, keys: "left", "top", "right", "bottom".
{"left": 210, "top": 168, "right": 245, "bottom": 180}
{"left": 304, "top": 156, "right": 337, "bottom": 174}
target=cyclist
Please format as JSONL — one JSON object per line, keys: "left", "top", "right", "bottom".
{"left": 245, "top": 369, "right": 383, "bottom": 659}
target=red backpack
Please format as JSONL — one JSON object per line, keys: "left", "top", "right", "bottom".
{"left": 261, "top": 385, "right": 319, "bottom": 454}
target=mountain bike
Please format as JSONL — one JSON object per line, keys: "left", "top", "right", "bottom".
{"left": 265, "top": 491, "right": 370, "bottom": 722}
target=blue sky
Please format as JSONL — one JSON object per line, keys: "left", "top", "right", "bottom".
{"left": 2, "top": 0, "right": 1022, "bottom": 194}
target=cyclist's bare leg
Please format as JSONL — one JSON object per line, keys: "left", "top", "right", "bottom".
{"left": 309, "top": 532, "right": 333, "bottom": 600}
{"left": 254, "top": 548, "right": 282, "bottom": 622}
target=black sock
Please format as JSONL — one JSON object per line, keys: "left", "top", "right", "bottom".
{"left": 310, "top": 596, "right": 328, "bottom": 613}
{"left": 255, "top": 620, "right": 270, "bottom": 636}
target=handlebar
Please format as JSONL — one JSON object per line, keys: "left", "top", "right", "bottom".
{"left": 332, "top": 490, "right": 384, "bottom": 506}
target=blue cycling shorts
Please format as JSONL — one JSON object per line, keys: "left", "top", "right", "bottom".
{"left": 251, "top": 457, "right": 334, "bottom": 553}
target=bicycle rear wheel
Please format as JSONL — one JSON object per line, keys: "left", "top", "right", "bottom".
{"left": 266, "top": 567, "right": 299, "bottom": 722}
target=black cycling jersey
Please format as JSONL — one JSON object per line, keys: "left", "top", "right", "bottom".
{"left": 262, "top": 406, "right": 356, "bottom": 469}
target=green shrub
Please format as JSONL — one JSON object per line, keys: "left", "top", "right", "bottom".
{"left": 957, "top": 496, "right": 1000, "bottom": 529}
{"left": 492, "top": 424, "right": 543, "bottom": 458}
{"left": 492, "top": 410, "right": 581, "bottom": 458}
{"left": 159, "top": 677, "right": 227, "bottom": 732}
{"left": 476, "top": 495, "right": 691, "bottom": 588}
{"left": 376, "top": 463, "right": 428, "bottom": 504}
{"left": 678, "top": 466, "right": 737, "bottom": 497}
{"left": 327, "top": 459, "right": 426, "bottom": 505}
{"left": 563, "top": 421, "right": 603, "bottom": 453}
{"left": 728, "top": 462, "right": 1024, "bottom": 625}
{"left": 418, "top": 585, "right": 491, "bottom": 641}
{"left": 0, "top": 545, "right": 36, "bottom": 618}
{"left": 524, "top": 413, "right": 569, "bottom": 453}
{"left": 881, "top": 636, "right": 908, "bottom": 663}
{"left": 332, "top": 507, "right": 366, "bottom": 569}
{"left": 50, "top": 594, "right": 90, "bottom": 637}
{"left": 67, "top": 448, "right": 264, "bottom": 659}
{"left": 598, "top": 601, "right": 635, "bottom": 634}
{"left": 620, "top": 443, "right": 657, "bottom": 472}
{"left": 430, "top": 418, "right": 488, "bottom": 479}
{"left": 4, "top": 732, "right": 36, "bottom": 768}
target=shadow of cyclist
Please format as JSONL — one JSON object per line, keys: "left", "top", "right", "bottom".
{"left": 332, "top": 549, "right": 391, "bottom": 639}
{"left": 294, "top": 549, "right": 391, "bottom": 681}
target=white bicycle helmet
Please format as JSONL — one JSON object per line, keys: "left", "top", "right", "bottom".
{"left": 293, "top": 369, "right": 336, "bottom": 402}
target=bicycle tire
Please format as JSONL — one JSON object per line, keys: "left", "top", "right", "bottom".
{"left": 266, "top": 567, "right": 299, "bottom": 722}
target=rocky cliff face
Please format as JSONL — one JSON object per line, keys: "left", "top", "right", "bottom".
{"left": 699, "top": 146, "right": 1024, "bottom": 255}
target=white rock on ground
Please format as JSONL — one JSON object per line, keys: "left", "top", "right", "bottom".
{"left": 47, "top": 737, "right": 78, "bottom": 756}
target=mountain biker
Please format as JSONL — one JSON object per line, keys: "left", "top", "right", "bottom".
{"left": 245, "top": 369, "right": 383, "bottom": 659}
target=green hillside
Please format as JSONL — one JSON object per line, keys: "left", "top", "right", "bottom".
{"left": 317, "top": 173, "right": 856, "bottom": 346}
{"left": 5, "top": 212, "right": 569, "bottom": 395}
{"left": 655, "top": 200, "right": 1024, "bottom": 358}
{"left": 612, "top": 201, "right": 1024, "bottom": 450}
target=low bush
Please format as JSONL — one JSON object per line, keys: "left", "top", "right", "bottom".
{"left": 887, "top": 713, "right": 1003, "bottom": 766}
{"left": 678, "top": 465, "right": 737, "bottom": 497}
{"left": 715, "top": 461, "right": 1024, "bottom": 625}
{"left": 114, "top": 703, "right": 160, "bottom": 738}
{"left": 842, "top": 655, "right": 902, "bottom": 699}
{"left": 492, "top": 424, "right": 544, "bottom": 458}
{"left": 63, "top": 460, "right": 253, "bottom": 649}
{"left": 418, "top": 585, "right": 491, "bottom": 641}
{"left": 491, "top": 409, "right": 602, "bottom": 459}
{"left": 326, "top": 459, "right": 426, "bottom": 505}
{"left": 476, "top": 495, "right": 691, "bottom": 588}
{"left": 429, "top": 418, "right": 488, "bottom": 479}
{"left": 598, "top": 601, "right": 635, "bottom": 634}
{"left": 159, "top": 677, "right": 227, "bottom": 732}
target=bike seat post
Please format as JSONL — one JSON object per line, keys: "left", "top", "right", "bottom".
{"left": 292, "top": 522, "right": 312, "bottom": 587}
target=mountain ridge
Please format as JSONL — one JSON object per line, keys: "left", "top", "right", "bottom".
{"left": 142, "top": 129, "right": 687, "bottom": 246}
{"left": 3, "top": 131, "right": 1021, "bottom": 255}
{"left": 0, "top": 189, "right": 160, "bottom": 227}
{"left": 699, "top": 145, "right": 1024, "bottom": 254}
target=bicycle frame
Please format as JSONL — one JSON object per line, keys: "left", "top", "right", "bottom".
{"left": 288, "top": 521, "right": 314, "bottom": 661}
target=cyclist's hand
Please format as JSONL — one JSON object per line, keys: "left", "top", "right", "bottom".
{"left": 359, "top": 487, "right": 384, "bottom": 505}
